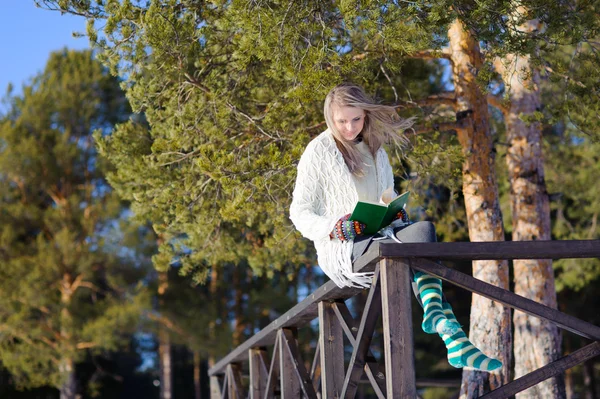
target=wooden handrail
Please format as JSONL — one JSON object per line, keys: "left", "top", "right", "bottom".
{"left": 208, "top": 239, "right": 600, "bottom": 398}
{"left": 210, "top": 239, "right": 599, "bottom": 377}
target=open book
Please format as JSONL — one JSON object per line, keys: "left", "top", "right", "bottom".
{"left": 349, "top": 191, "right": 410, "bottom": 235}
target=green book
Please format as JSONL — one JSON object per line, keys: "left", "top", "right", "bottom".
{"left": 350, "top": 191, "right": 410, "bottom": 235}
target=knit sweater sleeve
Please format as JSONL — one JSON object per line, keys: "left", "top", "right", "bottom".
{"left": 289, "top": 142, "right": 339, "bottom": 241}
{"left": 379, "top": 147, "right": 395, "bottom": 194}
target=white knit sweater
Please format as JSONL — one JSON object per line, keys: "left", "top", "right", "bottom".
{"left": 289, "top": 129, "right": 394, "bottom": 288}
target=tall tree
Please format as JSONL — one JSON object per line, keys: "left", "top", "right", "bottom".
{"left": 445, "top": 19, "right": 512, "bottom": 396}
{"left": 0, "top": 49, "right": 148, "bottom": 399}
{"left": 37, "top": 1, "right": 600, "bottom": 396}
{"left": 493, "top": 8, "right": 563, "bottom": 398}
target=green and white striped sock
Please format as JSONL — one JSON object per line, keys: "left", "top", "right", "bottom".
{"left": 439, "top": 302, "right": 502, "bottom": 371}
{"left": 414, "top": 271, "right": 459, "bottom": 335}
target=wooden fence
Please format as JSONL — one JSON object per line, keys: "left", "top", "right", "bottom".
{"left": 208, "top": 239, "right": 600, "bottom": 398}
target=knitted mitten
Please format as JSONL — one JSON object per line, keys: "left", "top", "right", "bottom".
{"left": 439, "top": 302, "right": 502, "bottom": 371}
{"left": 414, "top": 271, "right": 460, "bottom": 335}
{"left": 331, "top": 214, "right": 366, "bottom": 242}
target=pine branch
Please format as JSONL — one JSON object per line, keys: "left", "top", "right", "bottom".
{"left": 409, "top": 49, "right": 453, "bottom": 62}
{"left": 543, "top": 66, "right": 587, "bottom": 88}
{"left": 487, "top": 94, "right": 509, "bottom": 115}
{"left": 146, "top": 312, "right": 189, "bottom": 338}
{"left": 397, "top": 92, "right": 457, "bottom": 110}
{"left": 76, "top": 342, "right": 98, "bottom": 350}
{"left": 409, "top": 121, "right": 467, "bottom": 135}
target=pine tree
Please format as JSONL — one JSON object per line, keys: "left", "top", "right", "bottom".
{"left": 0, "top": 49, "right": 149, "bottom": 398}
{"left": 36, "top": 1, "right": 600, "bottom": 396}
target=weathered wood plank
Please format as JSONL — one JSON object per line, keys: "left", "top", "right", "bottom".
{"left": 364, "top": 359, "right": 386, "bottom": 399}
{"left": 380, "top": 258, "right": 416, "bottom": 398}
{"left": 210, "top": 375, "right": 222, "bottom": 399}
{"left": 318, "top": 302, "right": 344, "bottom": 398}
{"left": 263, "top": 334, "right": 280, "bottom": 399}
{"left": 412, "top": 258, "right": 600, "bottom": 340}
{"left": 249, "top": 348, "right": 269, "bottom": 399}
{"left": 281, "top": 328, "right": 318, "bottom": 399}
{"left": 340, "top": 265, "right": 382, "bottom": 399}
{"left": 480, "top": 342, "right": 600, "bottom": 399}
{"left": 226, "top": 364, "right": 245, "bottom": 399}
{"left": 332, "top": 301, "right": 386, "bottom": 397}
{"left": 210, "top": 239, "right": 599, "bottom": 377}
{"left": 220, "top": 371, "right": 228, "bottom": 399}
{"left": 279, "top": 329, "right": 301, "bottom": 398}
{"left": 378, "top": 239, "right": 600, "bottom": 261}
{"left": 310, "top": 339, "right": 321, "bottom": 394}
{"left": 331, "top": 301, "right": 357, "bottom": 347}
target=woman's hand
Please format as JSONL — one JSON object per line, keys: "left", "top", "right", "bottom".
{"left": 330, "top": 214, "right": 367, "bottom": 241}
{"left": 393, "top": 208, "right": 410, "bottom": 224}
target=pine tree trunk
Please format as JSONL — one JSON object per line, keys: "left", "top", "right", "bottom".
{"left": 447, "top": 19, "right": 512, "bottom": 397}
{"left": 208, "top": 267, "right": 221, "bottom": 399}
{"left": 232, "top": 266, "right": 244, "bottom": 347}
{"left": 193, "top": 350, "right": 202, "bottom": 399}
{"left": 583, "top": 359, "right": 597, "bottom": 399}
{"left": 496, "top": 10, "right": 564, "bottom": 398}
{"left": 158, "top": 272, "right": 173, "bottom": 399}
{"left": 59, "top": 358, "right": 77, "bottom": 399}
{"left": 60, "top": 273, "right": 77, "bottom": 399}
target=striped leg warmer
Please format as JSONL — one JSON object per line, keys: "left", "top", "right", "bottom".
{"left": 414, "top": 271, "right": 459, "bottom": 335}
{"left": 439, "top": 301, "right": 502, "bottom": 371}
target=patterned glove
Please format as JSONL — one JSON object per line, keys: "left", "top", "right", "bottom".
{"left": 393, "top": 208, "right": 410, "bottom": 224}
{"left": 330, "top": 214, "right": 367, "bottom": 242}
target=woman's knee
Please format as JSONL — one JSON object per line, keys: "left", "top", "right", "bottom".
{"left": 395, "top": 221, "right": 437, "bottom": 243}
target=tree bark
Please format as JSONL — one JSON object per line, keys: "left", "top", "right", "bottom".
{"left": 193, "top": 350, "right": 202, "bottom": 399}
{"left": 59, "top": 358, "right": 77, "bottom": 399}
{"left": 60, "top": 273, "right": 77, "bottom": 399}
{"left": 208, "top": 267, "right": 221, "bottom": 399}
{"left": 232, "top": 265, "right": 244, "bottom": 347}
{"left": 158, "top": 272, "right": 172, "bottom": 399}
{"left": 446, "top": 19, "right": 512, "bottom": 398}
{"left": 583, "top": 359, "right": 597, "bottom": 399}
{"left": 496, "top": 9, "right": 565, "bottom": 398}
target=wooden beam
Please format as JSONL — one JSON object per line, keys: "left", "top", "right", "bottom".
{"left": 226, "top": 364, "right": 245, "bottom": 399}
{"left": 377, "top": 239, "right": 600, "bottom": 262}
{"left": 332, "top": 301, "right": 386, "bottom": 397}
{"left": 209, "top": 280, "right": 367, "bottom": 376}
{"left": 318, "top": 301, "right": 344, "bottom": 398}
{"left": 480, "top": 342, "right": 600, "bottom": 398}
{"left": 210, "top": 374, "right": 222, "bottom": 399}
{"left": 379, "top": 258, "right": 417, "bottom": 398}
{"left": 280, "top": 328, "right": 317, "bottom": 399}
{"left": 310, "top": 341, "right": 321, "bottom": 394}
{"left": 210, "top": 239, "right": 599, "bottom": 377}
{"left": 412, "top": 258, "right": 600, "bottom": 340}
{"left": 220, "top": 371, "right": 228, "bottom": 399}
{"left": 263, "top": 333, "right": 280, "bottom": 399}
{"left": 279, "top": 329, "right": 301, "bottom": 398}
{"left": 249, "top": 348, "right": 269, "bottom": 399}
{"left": 341, "top": 265, "right": 382, "bottom": 398}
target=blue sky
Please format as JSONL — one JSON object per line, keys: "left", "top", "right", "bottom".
{"left": 1, "top": 2, "right": 89, "bottom": 95}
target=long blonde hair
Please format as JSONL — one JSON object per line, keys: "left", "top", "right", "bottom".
{"left": 324, "top": 83, "right": 414, "bottom": 175}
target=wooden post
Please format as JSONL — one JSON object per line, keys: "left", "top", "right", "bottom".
{"left": 226, "top": 364, "right": 245, "bottom": 399}
{"left": 380, "top": 257, "right": 416, "bottom": 398}
{"left": 318, "top": 301, "right": 345, "bottom": 398}
{"left": 279, "top": 329, "right": 302, "bottom": 398}
{"left": 341, "top": 266, "right": 382, "bottom": 398}
{"left": 249, "top": 348, "right": 269, "bottom": 399}
{"left": 210, "top": 375, "right": 222, "bottom": 399}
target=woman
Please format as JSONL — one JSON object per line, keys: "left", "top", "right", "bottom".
{"left": 289, "top": 83, "right": 501, "bottom": 371}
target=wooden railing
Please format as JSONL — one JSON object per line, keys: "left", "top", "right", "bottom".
{"left": 208, "top": 240, "right": 600, "bottom": 398}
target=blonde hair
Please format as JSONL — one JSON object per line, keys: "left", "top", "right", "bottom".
{"left": 324, "top": 83, "right": 414, "bottom": 175}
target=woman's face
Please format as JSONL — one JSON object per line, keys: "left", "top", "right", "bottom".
{"left": 332, "top": 104, "right": 366, "bottom": 141}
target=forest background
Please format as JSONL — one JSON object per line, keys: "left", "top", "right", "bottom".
{"left": 0, "top": 1, "right": 599, "bottom": 398}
